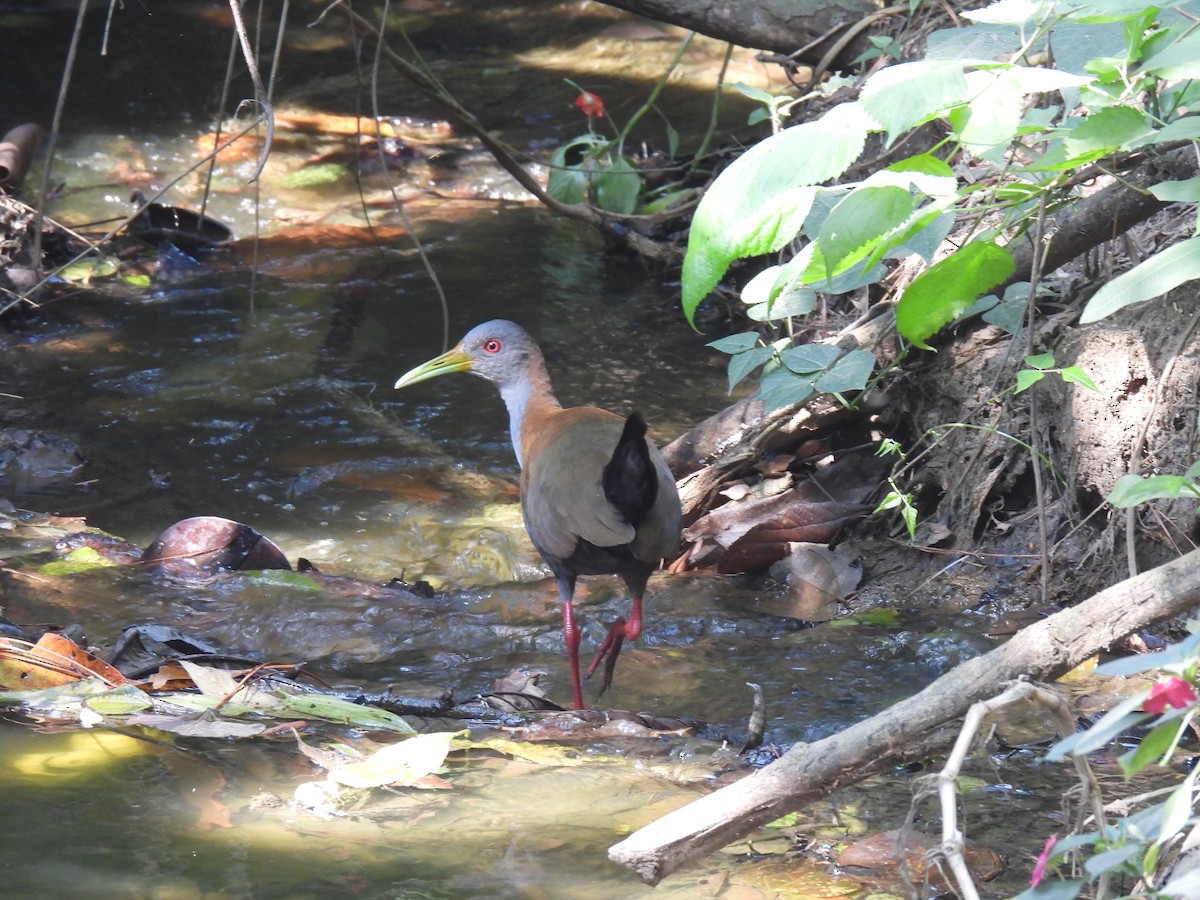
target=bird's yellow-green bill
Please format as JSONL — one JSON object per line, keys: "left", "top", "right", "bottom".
{"left": 394, "top": 347, "right": 472, "bottom": 389}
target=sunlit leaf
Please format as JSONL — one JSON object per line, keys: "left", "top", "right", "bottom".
{"left": 896, "top": 241, "right": 1015, "bottom": 348}
{"left": 1081, "top": 237, "right": 1200, "bottom": 322}
{"left": 1140, "top": 31, "right": 1200, "bottom": 79}
{"left": 1059, "top": 366, "right": 1100, "bottom": 392}
{"left": 817, "top": 185, "right": 914, "bottom": 278}
{"left": 1063, "top": 105, "right": 1153, "bottom": 157}
{"left": 962, "top": 0, "right": 1049, "bottom": 26}
{"left": 1120, "top": 719, "right": 1186, "bottom": 775}
{"left": 1015, "top": 369, "right": 1045, "bottom": 393}
{"left": 951, "top": 69, "right": 1029, "bottom": 158}
{"left": 38, "top": 546, "right": 116, "bottom": 575}
{"left": 681, "top": 103, "right": 872, "bottom": 325}
{"left": 860, "top": 60, "right": 970, "bottom": 142}
{"left": 328, "top": 730, "right": 460, "bottom": 788}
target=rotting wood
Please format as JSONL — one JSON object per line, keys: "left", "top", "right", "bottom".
{"left": 609, "top": 546, "right": 1200, "bottom": 884}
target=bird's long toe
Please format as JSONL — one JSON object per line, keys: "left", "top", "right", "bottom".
{"left": 585, "top": 616, "right": 629, "bottom": 694}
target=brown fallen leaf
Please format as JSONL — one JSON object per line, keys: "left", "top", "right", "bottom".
{"left": 0, "top": 632, "right": 129, "bottom": 690}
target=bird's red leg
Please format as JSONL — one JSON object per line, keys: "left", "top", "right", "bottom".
{"left": 562, "top": 600, "right": 585, "bottom": 710}
{"left": 585, "top": 595, "right": 643, "bottom": 695}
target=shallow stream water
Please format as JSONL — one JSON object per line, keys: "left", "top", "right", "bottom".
{"left": 0, "top": 3, "right": 1134, "bottom": 897}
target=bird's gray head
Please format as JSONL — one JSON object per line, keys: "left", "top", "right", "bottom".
{"left": 393, "top": 319, "right": 545, "bottom": 393}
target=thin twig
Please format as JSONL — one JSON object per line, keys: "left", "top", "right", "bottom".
{"left": 369, "top": 0, "right": 451, "bottom": 351}
{"left": 227, "top": 0, "right": 275, "bottom": 183}
{"left": 32, "top": 0, "right": 90, "bottom": 279}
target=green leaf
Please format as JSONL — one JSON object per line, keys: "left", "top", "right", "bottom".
{"left": 278, "top": 691, "right": 417, "bottom": 734}
{"left": 547, "top": 162, "right": 587, "bottom": 205}
{"left": 747, "top": 289, "right": 817, "bottom": 322}
{"left": 123, "top": 273, "right": 152, "bottom": 287}
{"left": 1120, "top": 719, "right": 1185, "bottom": 775}
{"left": 39, "top": 546, "right": 117, "bottom": 575}
{"left": 1009, "top": 880, "right": 1086, "bottom": 900}
{"left": 1046, "top": 692, "right": 1149, "bottom": 760}
{"left": 1083, "top": 843, "right": 1143, "bottom": 877}
{"left": 681, "top": 103, "right": 872, "bottom": 325}
{"left": 779, "top": 344, "right": 842, "bottom": 374}
{"left": 1081, "top": 236, "right": 1200, "bottom": 322}
{"left": 814, "top": 349, "right": 876, "bottom": 393}
{"left": 1141, "top": 31, "right": 1200, "bottom": 79}
{"left": 1015, "top": 369, "right": 1046, "bottom": 393}
{"left": 961, "top": 0, "right": 1049, "bottom": 26}
{"left": 896, "top": 241, "right": 1016, "bottom": 348}
{"left": 1108, "top": 472, "right": 1200, "bottom": 507}
{"left": 817, "top": 185, "right": 915, "bottom": 278}
{"left": 1149, "top": 177, "right": 1200, "bottom": 203}
{"left": 279, "top": 163, "right": 348, "bottom": 190}
{"left": 953, "top": 69, "right": 1036, "bottom": 158}
{"left": 982, "top": 285, "right": 1029, "bottom": 334}
{"left": 1062, "top": 105, "right": 1153, "bottom": 157}
{"left": 1154, "top": 764, "right": 1200, "bottom": 846}
{"left": 593, "top": 157, "right": 641, "bottom": 214}
{"left": 708, "top": 333, "right": 761, "bottom": 354}
{"left": 759, "top": 367, "right": 815, "bottom": 411}
{"left": 726, "top": 346, "right": 776, "bottom": 391}
{"left": 1059, "top": 366, "right": 1100, "bottom": 392}
{"left": 860, "top": 61, "right": 970, "bottom": 142}
{"left": 1025, "top": 352, "right": 1055, "bottom": 369}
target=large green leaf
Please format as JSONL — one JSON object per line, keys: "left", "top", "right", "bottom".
{"left": 896, "top": 241, "right": 1015, "bottom": 348}
{"left": 1141, "top": 30, "right": 1200, "bottom": 79}
{"left": 1080, "top": 236, "right": 1200, "bottom": 322}
{"left": 816, "top": 185, "right": 915, "bottom": 279}
{"left": 681, "top": 103, "right": 872, "bottom": 325}
{"left": 1063, "top": 105, "right": 1153, "bottom": 157}
{"left": 950, "top": 69, "right": 1028, "bottom": 159}
{"left": 860, "top": 60, "right": 970, "bottom": 142}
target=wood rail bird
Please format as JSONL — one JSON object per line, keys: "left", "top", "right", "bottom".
{"left": 394, "top": 320, "right": 681, "bottom": 709}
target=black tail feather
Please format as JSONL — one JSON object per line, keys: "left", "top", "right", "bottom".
{"left": 602, "top": 412, "right": 658, "bottom": 525}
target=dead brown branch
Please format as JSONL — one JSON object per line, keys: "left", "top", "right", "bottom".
{"left": 610, "top": 546, "right": 1200, "bottom": 884}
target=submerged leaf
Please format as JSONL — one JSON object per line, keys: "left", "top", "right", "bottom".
{"left": 328, "top": 731, "right": 461, "bottom": 788}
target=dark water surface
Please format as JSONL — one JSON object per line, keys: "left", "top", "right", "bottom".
{"left": 0, "top": 3, "right": 1095, "bottom": 897}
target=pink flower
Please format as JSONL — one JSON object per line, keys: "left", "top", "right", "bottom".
{"left": 1031, "top": 833, "right": 1057, "bottom": 887}
{"left": 574, "top": 91, "right": 605, "bottom": 117}
{"left": 1144, "top": 677, "right": 1198, "bottom": 714}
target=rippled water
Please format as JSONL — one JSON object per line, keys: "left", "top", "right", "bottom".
{"left": 0, "top": 3, "right": 1114, "bottom": 897}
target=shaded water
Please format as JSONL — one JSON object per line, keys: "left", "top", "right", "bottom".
{"left": 0, "top": 3, "right": 1115, "bottom": 898}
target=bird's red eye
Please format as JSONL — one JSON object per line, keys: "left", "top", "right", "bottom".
{"left": 483, "top": 339, "right": 502, "bottom": 354}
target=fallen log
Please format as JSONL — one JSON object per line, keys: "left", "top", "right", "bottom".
{"left": 609, "top": 546, "right": 1200, "bottom": 884}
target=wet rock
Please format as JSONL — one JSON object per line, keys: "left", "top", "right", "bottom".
{"left": 0, "top": 429, "right": 85, "bottom": 485}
